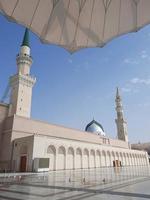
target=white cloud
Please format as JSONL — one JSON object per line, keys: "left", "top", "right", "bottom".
{"left": 123, "top": 58, "right": 139, "bottom": 65}
{"left": 137, "top": 103, "right": 150, "bottom": 107}
{"left": 121, "top": 86, "right": 139, "bottom": 94}
{"left": 130, "top": 77, "right": 150, "bottom": 85}
{"left": 123, "top": 50, "right": 150, "bottom": 66}
{"left": 140, "top": 50, "right": 150, "bottom": 60}
{"left": 130, "top": 78, "right": 139, "bottom": 84}
{"left": 121, "top": 87, "right": 131, "bottom": 93}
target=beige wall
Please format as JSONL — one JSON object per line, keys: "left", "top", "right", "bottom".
{"left": 0, "top": 114, "right": 14, "bottom": 170}
{"left": 12, "top": 134, "right": 149, "bottom": 172}
{"left": 13, "top": 136, "right": 34, "bottom": 171}
{"left": 0, "top": 103, "right": 10, "bottom": 170}
{"left": 9, "top": 76, "right": 34, "bottom": 118}
{"left": 1, "top": 114, "right": 148, "bottom": 172}
{"left": 0, "top": 103, "right": 9, "bottom": 141}
{"left": 12, "top": 115, "right": 129, "bottom": 149}
{"left": 0, "top": 103, "right": 8, "bottom": 121}
{"left": 0, "top": 132, "right": 12, "bottom": 170}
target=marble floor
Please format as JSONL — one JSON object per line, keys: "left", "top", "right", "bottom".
{"left": 0, "top": 166, "right": 150, "bottom": 200}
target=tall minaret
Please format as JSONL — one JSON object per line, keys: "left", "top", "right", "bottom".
{"left": 115, "top": 88, "right": 128, "bottom": 142}
{"left": 8, "top": 28, "right": 36, "bottom": 118}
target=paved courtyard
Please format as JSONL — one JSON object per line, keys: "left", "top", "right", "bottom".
{"left": 0, "top": 166, "right": 150, "bottom": 200}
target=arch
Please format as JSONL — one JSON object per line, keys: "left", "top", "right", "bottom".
{"left": 119, "top": 152, "right": 123, "bottom": 166}
{"left": 134, "top": 154, "right": 138, "bottom": 166}
{"left": 114, "top": 152, "right": 121, "bottom": 167}
{"left": 68, "top": 147, "right": 74, "bottom": 154}
{"left": 136, "top": 154, "right": 139, "bottom": 166}
{"left": 129, "top": 154, "right": 133, "bottom": 165}
{"left": 57, "top": 146, "right": 66, "bottom": 170}
{"left": 141, "top": 155, "right": 144, "bottom": 165}
{"left": 47, "top": 145, "right": 56, "bottom": 170}
{"left": 116, "top": 152, "right": 119, "bottom": 160}
{"left": 126, "top": 153, "right": 130, "bottom": 165}
{"left": 90, "top": 149, "right": 95, "bottom": 168}
{"left": 91, "top": 149, "right": 95, "bottom": 155}
{"left": 47, "top": 145, "right": 56, "bottom": 154}
{"left": 96, "top": 150, "right": 101, "bottom": 167}
{"left": 83, "top": 148, "right": 89, "bottom": 169}
{"left": 112, "top": 150, "right": 115, "bottom": 159}
{"left": 76, "top": 148, "right": 82, "bottom": 169}
{"left": 128, "top": 154, "right": 131, "bottom": 165}
{"left": 132, "top": 154, "right": 136, "bottom": 166}
{"left": 58, "top": 146, "right": 66, "bottom": 154}
{"left": 142, "top": 154, "right": 146, "bottom": 165}
{"left": 111, "top": 151, "right": 115, "bottom": 158}
{"left": 137, "top": 154, "right": 140, "bottom": 166}
{"left": 101, "top": 150, "right": 106, "bottom": 167}
{"left": 123, "top": 152, "right": 126, "bottom": 166}
{"left": 106, "top": 151, "right": 111, "bottom": 167}
{"left": 140, "top": 154, "right": 144, "bottom": 166}
{"left": 20, "top": 145, "right": 27, "bottom": 154}
{"left": 144, "top": 154, "right": 147, "bottom": 165}
{"left": 19, "top": 145, "right": 28, "bottom": 172}
{"left": 96, "top": 150, "right": 100, "bottom": 156}
{"left": 140, "top": 154, "right": 143, "bottom": 165}
{"left": 111, "top": 151, "right": 116, "bottom": 167}
{"left": 67, "top": 147, "right": 74, "bottom": 169}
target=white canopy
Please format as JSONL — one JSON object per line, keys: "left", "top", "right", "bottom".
{"left": 1, "top": 0, "right": 150, "bottom": 52}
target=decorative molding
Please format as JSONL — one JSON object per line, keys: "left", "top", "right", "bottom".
{"left": 16, "top": 54, "right": 33, "bottom": 66}
{"left": 9, "top": 74, "right": 36, "bottom": 87}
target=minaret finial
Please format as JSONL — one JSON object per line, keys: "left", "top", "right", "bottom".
{"left": 116, "top": 87, "right": 120, "bottom": 97}
{"left": 21, "top": 28, "right": 30, "bottom": 47}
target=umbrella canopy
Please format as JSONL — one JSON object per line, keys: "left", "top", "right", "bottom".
{"left": 0, "top": 0, "right": 150, "bottom": 52}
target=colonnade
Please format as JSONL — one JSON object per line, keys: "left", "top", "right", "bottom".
{"left": 47, "top": 145, "right": 148, "bottom": 170}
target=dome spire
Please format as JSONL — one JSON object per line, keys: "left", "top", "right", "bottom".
{"left": 21, "top": 28, "right": 30, "bottom": 47}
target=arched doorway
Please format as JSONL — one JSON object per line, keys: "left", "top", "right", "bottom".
{"left": 112, "top": 151, "right": 115, "bottom": 167}
{"left": 106, "top": 151, "right": 111, "bottom": 167}
{"left": 47, "top": 145, "right": 56, "bottom": 170}
{"left": 101, "top": 150, "right": 106, "bottom": 167}
{"left": 90, "top": 150, "right": 95, "bottom": 168}
{"left": 126, "top": 153, "right": 129, "bottom": 165}
{"left": 67, "top": 147, "right": 74, "bottom": 169}
{"left": 19, "top": 145, "right": 27, "bottom": 172}
{"left": 96, "top": 150, "right": 101, "bottom": 167}
{"left": 83, "top": 149, "right": 89, "bottom": 169}
{"left": 120, "top": 152, "right": 123, "bottom": 166}
{"left": 76, "top": 148, "right": 82, "bottom": 169}
{"left": 57, "top": 146, "right": 66, "bottom": 170}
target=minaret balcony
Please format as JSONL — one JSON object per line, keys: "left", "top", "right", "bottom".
{"left": 9, "top": 74, "right": 36, "bottom": 87}
{"left": 16, "top": 54, "right": 33, "bottom": 66}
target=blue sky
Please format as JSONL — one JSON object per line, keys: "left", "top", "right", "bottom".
{"left": 0, "top": 14, "right": 150, "bottom": 143}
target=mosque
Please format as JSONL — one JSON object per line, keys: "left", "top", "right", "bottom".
{"left": 0, "top": 29, "right": 149, "bottom": 172}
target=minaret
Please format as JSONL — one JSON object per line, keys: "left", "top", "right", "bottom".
{"left": 8, "top": 28, "right": 36, "bottom": 118}
{"left": 115, "top": 88, "right": 128, "bottom": 142}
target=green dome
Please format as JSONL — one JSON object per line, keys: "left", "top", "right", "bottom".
{"left": 85, "top": 119, "right": 105, "bottom": 136}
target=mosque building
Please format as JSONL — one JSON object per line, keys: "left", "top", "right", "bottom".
{"left": 0, "top": 29, "right": 149, "bottom": 172}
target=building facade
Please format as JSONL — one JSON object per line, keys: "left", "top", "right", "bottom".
{"left": 0, "top": 29, "right": 149, "bottom": 172}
